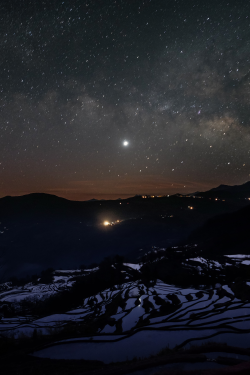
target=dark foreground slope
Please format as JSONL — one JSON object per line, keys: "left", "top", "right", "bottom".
{"left": 188, "top": 203, "right": 250, "bottom": 256}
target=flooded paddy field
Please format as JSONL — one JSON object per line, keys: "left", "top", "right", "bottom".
{"left": 1, "top": 277, "right": 250, "bottom": 363}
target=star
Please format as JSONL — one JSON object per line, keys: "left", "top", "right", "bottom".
{"left": 123, "top": 141, "right": 129, "bottom": 146}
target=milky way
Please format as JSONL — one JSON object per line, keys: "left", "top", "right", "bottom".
{"left": 1, "top": 0, "right": 250, "bottom": 200}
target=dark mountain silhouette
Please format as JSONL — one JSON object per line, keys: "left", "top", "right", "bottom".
{"left": 0, "top": 194, "right": 189, "bottom": 280}
{"left": 210, "top": 181, "right": 250, "bottom": 192}
{"left": 193, "top": 181, "right": 250, "bottom": 201}
{"left": 1, "top": 183, "right": 250, "bottom": 280}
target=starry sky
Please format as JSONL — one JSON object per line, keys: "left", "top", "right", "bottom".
{"left": 1, "top": 0, "right": 250, "bottom": 200}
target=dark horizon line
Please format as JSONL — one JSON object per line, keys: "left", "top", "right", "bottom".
{"left": 1, "top": 180, "right": 249, "bottom": 202}
{"left": 0, "top": 192, "right": 173, "bottom": 202}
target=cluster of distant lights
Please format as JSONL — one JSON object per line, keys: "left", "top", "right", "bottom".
{"left": 103, "top": 220, "right": 121, "bottom": 226}
{"left": 103, "top": 195, "right": 250, "bottom": 226}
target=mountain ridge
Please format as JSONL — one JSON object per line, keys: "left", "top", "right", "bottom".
{"left": 1, "top": 182, "right": 250, "bottom": 280}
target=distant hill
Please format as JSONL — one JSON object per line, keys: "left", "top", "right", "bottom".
{"left": 1, "top": 183, "right": 250, "bottom": 280}
{"left": 210, "top": 181, "right": 250, "bottom": 192}
{"left": 0, "top": 193, "right": 190, "bottom": 280}
{"left": 194, "top": 181, "right": 250, "bottom": 201}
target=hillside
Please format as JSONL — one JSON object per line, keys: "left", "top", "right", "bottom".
{"left": 188, "top": 203, "right": 250, "bottom": 256}
{"left": 1, "top": 186, "right": 249, "bottom": 281}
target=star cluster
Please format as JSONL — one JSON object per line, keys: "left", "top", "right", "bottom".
{"left": 1, "top": 0, "right": 250, "bottom": 200}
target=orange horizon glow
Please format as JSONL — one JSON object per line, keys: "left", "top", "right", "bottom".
{"left": 0, "top": 177, "right": 225, "bottom": 202}
{"left": 1, "top": 178, "right": 249, "bottom": 202}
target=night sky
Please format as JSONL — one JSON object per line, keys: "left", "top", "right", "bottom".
{"left": 1, "top": 0, "right": 250, "bottom": 200}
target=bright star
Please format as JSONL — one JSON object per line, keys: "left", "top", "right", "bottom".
{"left": 123, "top": 140, "right": 129, "bottom": 146}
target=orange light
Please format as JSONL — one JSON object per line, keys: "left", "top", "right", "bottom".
{"left": 103, "top": 221, "right": 110, "bottom": 226}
